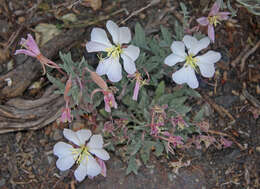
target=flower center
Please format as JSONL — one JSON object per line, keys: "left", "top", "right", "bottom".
{"left": 105, "top": 44, "right": 122, "bottom": 59}
{"left": 72, "top": 145, "right": 91, "bottom": 165}
{"left": 185, "top": 54, "right": 198, "bottom": 70}
{"left": 208, "top": 15, "right": 220, "bottom": 27}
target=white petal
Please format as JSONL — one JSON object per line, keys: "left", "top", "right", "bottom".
{"left": 86, "top": 155, "right": 101, "bottom": 177}
{"left": 172, "top": 66, "right": 199, "bottom": 89}
{"left": 196, "top": 51, "right": 221, "bottom": 78}
{"left": 106, "top": 58, "right": 122, "bottom": 82}
{"left": 74, "top": 156, "right": 88, "bottom": 182}
{"left": 121, "top": 53, "right": 137, "bottom": 74}
{"left": 76, "top": 129, "right": 92, "bottom": 145}
{"left": 164, "top": 53, "right": 185, "bottom": 66}
{"left": 86, "top": 41, "right": 110, "bottom": 52}
{"left": 96, "top": 59, "right": 110, "bottom": 76}
{"left": 122, "top": 45, "right": 140, "bottom": 61}
{"left": 183, "top": 35, "right": 198, "bottom": 51}
{"left": 53, "top": 142, "right": 74, "bottom": 158}
{"left": 87, "top": 134, "right": 104, "bottom": 149}
{"left": 170, "top": 41, "right": 186, "bottom": 58}
{"left": 106, "top": 20, "right": 119, "bottom": 44}
{"left": 91, "top": 28, "right": 112, "bottom": 47}
{"left": 89, "top": 149, "right": 110, "bottom": 161}
{"left": 63, "top": 129, "right": 81, "bottom": 146}
{"left": 56, "top": 155, "right": 75, "bottom": 171}
{"left": 118, "top": 27, "right": 131, "bottom": 44}
{"left": 183, "top": 35, "right": 210, "bottom": 56}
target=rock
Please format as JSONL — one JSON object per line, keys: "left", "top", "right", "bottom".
{"left": 52, "top": 129, "right": 63, "bottom": 141}
{"left": 256, "top": 146, "right": 260, "bottom": 153}
{"left": 47, "top": 155, "right": 54, "bottom": 165}
{"left": 0, "top": 178, "right": 6, "bottom": 187}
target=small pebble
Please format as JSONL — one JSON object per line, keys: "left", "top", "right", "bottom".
{"left": 256, "top": 146, "right": 260, "bottom": 153}
{"left": 0, "top": 178, "right": 6, "bottom": 187}
{"left": 52, "top": 129, "right": 63, "bottom": 141}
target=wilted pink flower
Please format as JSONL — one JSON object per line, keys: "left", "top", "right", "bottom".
{"left": 162, "top": 132, "right": 184, "bottom": 147}
{"left": 96, "top": 158, "right": 107, "bottom": 177}
{"left": 103, "top": 90, "right": 118, "bottom": 112}
{"left": 196, "top": 2, "right": 230, "bottom": 42}
{"left": 60, "top": 76, "right": 73, "bottom": 123}
{"left": 128, "top": 70, "right": 149, "bottom": 101}
{"left": 15, "top": 34, "right": 63, "bottom": 75}
{"left": 220, "top": 137, "right": 232, "bottom": 148}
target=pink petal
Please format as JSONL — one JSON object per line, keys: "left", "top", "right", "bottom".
{"left": 196, "top": 17, "right": 209, "bottom": 26}
{"left": 132, "top": 80, "right": 140, "bottom": 101}
{"left": 14, "top": 49, "right": 37, "bottom": 57}
{"left": 209, "top": 2, "right": 220, "bottom": 16}
{"left": 218, "top": 12, "right": 230, "bottom": 20}
{"left": 27, "top": 34, "right": 40, "bottom": 55}
{"left": 208, "top": 25, "right": 215, "bottom": 43}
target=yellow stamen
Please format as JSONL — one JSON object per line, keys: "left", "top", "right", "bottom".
{"left": 208, "top": 15, "right": 220, "bottom": 27}
{"left": 185, "top": 54, "right": 198, "bottom": 71}
{"left": 105, "top": 44, "right": 122, "bottom": 59}
{"left": 71, "top": 145, "right": 91, "bottom": 165}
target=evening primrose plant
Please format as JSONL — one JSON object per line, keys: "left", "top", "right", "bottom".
{"left": 14, "top": 0, "right": 234, "bottom": 182}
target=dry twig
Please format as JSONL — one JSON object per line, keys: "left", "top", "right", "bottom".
{"left": 240, "top": 40, "right": 260, "bottom": 72}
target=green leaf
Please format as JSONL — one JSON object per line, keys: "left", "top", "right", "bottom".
{"left": 160, "top": 26, "right": 172, "bottom": 47}
{"left": 46, "top": 73, "right": 65, "bottom": 90}
{"left": 126, "top": 156, "right": 138, "bottom": 175}
{"left": 193, "top": 105, "right": 206, "bottom": 122}
{"left": 112, "top": 111, "right": 132, "bottom": 119}
{"left": 170, "top": 96, "right": 188, "bottom": 107}
{"left": 140, "top": 141, "right": 155, "bottom": 164}
{"left": 128, "top": 140, "right": 142, "bottom": 156}
{"left": 155, "top": 81, "right": 165, "bottom": 101}
{"left": 133, "top": 23, "right": 148, "bottom": 49}
{"left": 154, "top": 141, "right": 164, "bottom": 157}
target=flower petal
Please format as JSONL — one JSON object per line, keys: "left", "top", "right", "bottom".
{"left": 96, "top": 58, "right": 111, "bottom": 76}
{"left": 172, "top": 65, "right": 199, "bottom": 89}
{"left": 86, "top": 155, "right": 101, "bottom": 177}
{"left": 164, "top": 53, "right": 185, "bottom": 66}
{"left": 91, "top": 28, "right": 112, "bottom": 47}
{"left": 76, "top": 129, "right": 92, "bottom": 145}
{"left": 86, "top": 41, "right": 111, "bottom": 52}
{"left": 209, "top": 2, "right": 220, "bottom": 16}
{"left": 27, "top": 34, "right": 40, "bottom": 55}
{"left": 183, "top": 35, "right": 210, "bottom": 55}
{"left": 170, "top": 41, "right": 186, "bottom": 58}
{"left": 118, "top": 27, "right": 131, "bottom": 44}
{"left": 56, "top": 155, "right": 76, "bottom": 171}
{"left": 121, "top": 53, "right": 137, "bottom": 74}
{"left": 63, "top": 129, "right": 81, "bottom": 146}
{"left": 106, "top": 57, "right": 122, "bottom": 82}
{"left": 106, "top": 20, "right": 119, "bottom": 44}
{"left": 218, "top": 12, "right": 230, "bottom": 20}
{"left": 53, "top": 142, "right": 74, "bottom": 158}
{"left": 89, "top": 148, "right": 110, "bottom": 160}
{"left": 196, "top": 50, "right": 221, "bottom": 78}
{"left": 87, "top": 134, "right": 104, "bottom": 149}
{"left": 14, "top": 49, "right": 37, "bottom": 57}
{"left": 74, "top": 156, "right": 88, "bottom": 182}
{"left": 208, "top": 25, "right": 215, "bottom": 43}
{"left": 196, "top": 17, "right": 209, "bottom": 26}
{"left": 122, "top": 45, "right": 140, "bottom": 61}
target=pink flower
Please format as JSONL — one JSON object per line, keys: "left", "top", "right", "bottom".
{"left": 60, "top": 104, "right": 72, "bottom": 123}
{"left": 15, "top": 34, "right": 63, "bottom": 75}
{"left": 96, "top": 158, "right": 107, "bottom": 177}
{"left": 60, "top": 76, "right": 73, "bottom": 123}
{"left": 103, "top": 91, "right": 118, "bottom": 112}
{"left": 196, "top": 2, "right": 230, "bottom": 42}
{"left": 220, "top": 137, "right": 232, "bottom": 148}
{"left": 128, "top": 70, "right": 149, "bottom": 101}
{"left": 162, "top": 132, "right": 184, "bottom": 147}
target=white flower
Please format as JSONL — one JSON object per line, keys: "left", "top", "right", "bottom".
{"left": 164, "top": 35, "right": 221, "bottom": 88}
{"left": 53, "top": 129, "right": 110, "bottom": 182}
{"left": 86, "top": 20, "right": 140, "bottom": 82}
